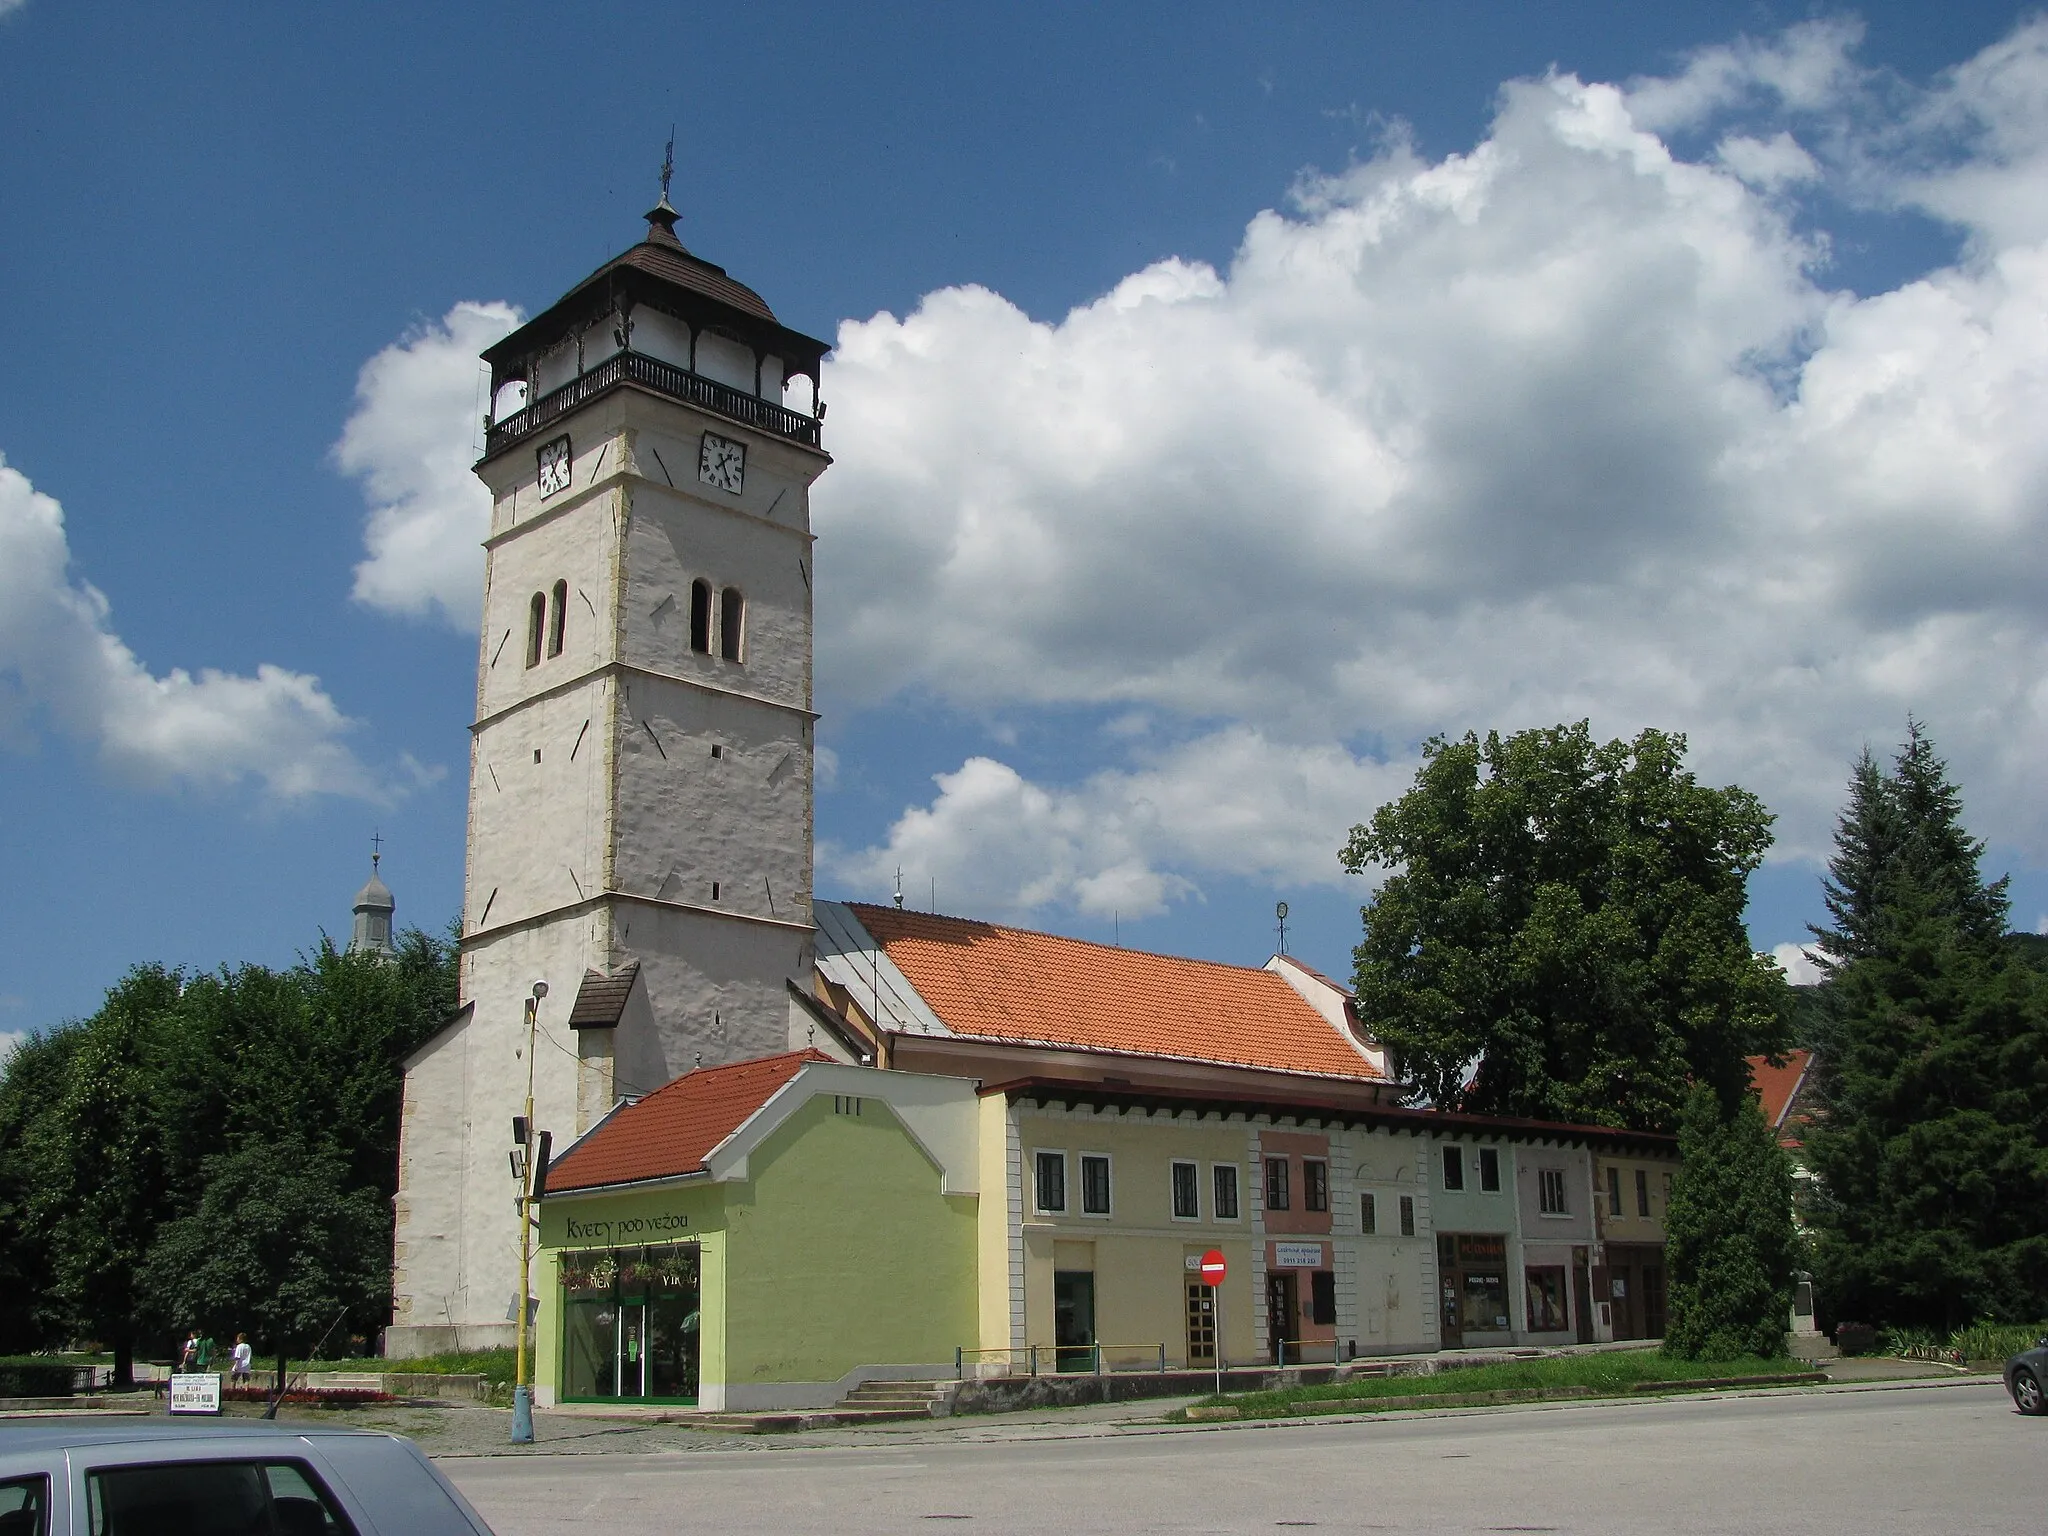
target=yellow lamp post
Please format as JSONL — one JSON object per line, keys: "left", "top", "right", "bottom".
{"left": 510, "top": 979, "right": 547, "bottom": 1443}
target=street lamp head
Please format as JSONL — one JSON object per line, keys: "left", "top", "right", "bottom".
{"left": 531, "top": 980, "right": 549, "bottom": 1001}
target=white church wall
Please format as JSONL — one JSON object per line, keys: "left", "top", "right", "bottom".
{"left": 612, "top": 671, "right": 812, "bottom": 925}
{"left": 605, "top": 901, "right": 812, "bottom": 1083}
{"left": 617, "top": 472, "right": 814, "bottom": 711}
{"left": 694, "top": 330, "right": 756, "bottom": 392}
{"left": 632, "top": 308, "right": 692, "bottom": 369}
{"left": 389, "top": 1010, "right": 471, "bottom": 1352}
{"left": 476, "top": 479, "right": 619, "bottom": 725}
{"left": 464, "top": 678, "right": 613, "bottom": 934}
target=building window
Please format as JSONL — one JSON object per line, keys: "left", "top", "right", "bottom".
{"left": 1080, "top": 1154, "right": 1112, "bottom": 1216}
{"left": 1304, "top": 1159, "right": 1329, "bottom": 1212}
{"left": 1441, "top": 1145, "right": 1464, "bottom": 1191}
{"left": 1608, "top": 1166, "right": 1625, "bottom": 1218}
{"left": 1213, "top": 1164, "right": 1240, "bottom": 1220}
{"left": 1539, "top": 1167, "right": 1569, "bottom": 1215}
{"left": 1310, "top": 1270, "right": 1337, "bottom": 1327}
{"left": 1636, "top": 1168, "right": 1651, "bottom": 1217}
{"left": 1263, "top": 1156, "right": 1290, "bottom": 1211}
{"left": 1171, "top": 1161, "right": 1200, "bottom": 1220}
{"left": 1360, "top": 1192, "right": 1377, "bottom": 1235}
{"left": 1399, "top": 1195, "right": 1416, "bottom": 1237}
{"left": 689, "top": 579, "right": 712, "bottom": 654}
{"left": 1034, "top": 1151, "right": 1066, "bottom": 1214}
{"left": 1526, "top": 1266, "right": 1569, "bottom": 1331}
{"left": 548, "top": 579, "right": 568, "bottom": 657}
{"left": 719, "top": 586, "right": 744, "bottom": 661}
{"left": 1479, "top": 1147, "right": 1500, "bottom": 1192}
{"left": 526, "top": 591, "right": 546, "bottom": 668}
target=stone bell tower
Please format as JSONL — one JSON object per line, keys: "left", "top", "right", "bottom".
{"left": 387, "top": 184, "right": 832, "bottom": 1353}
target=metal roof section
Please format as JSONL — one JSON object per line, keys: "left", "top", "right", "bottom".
{"left": 813, "top": 900, "right": 954, "bottom": 1038}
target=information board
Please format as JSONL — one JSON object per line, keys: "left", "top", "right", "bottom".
{"left": 168, "top": 1372, "right": 223, "bottom": 1415}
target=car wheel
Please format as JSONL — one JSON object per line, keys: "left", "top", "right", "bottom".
{"left": 2014, "top": 1367, "right": 2047, "bottom": 1416}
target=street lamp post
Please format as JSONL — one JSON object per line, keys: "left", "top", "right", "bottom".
{"left": 511, "top": 979, "right": 548, "bottom": 1444}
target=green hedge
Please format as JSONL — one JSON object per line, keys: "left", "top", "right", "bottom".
{"left": 0, "top": 1364, "right": 79, "bottom": 1397}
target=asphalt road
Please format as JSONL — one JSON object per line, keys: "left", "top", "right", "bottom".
{"left": 444, "top": 1379, "right": 2034, "bottom": 1536}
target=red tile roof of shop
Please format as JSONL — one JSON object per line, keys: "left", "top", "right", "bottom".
{"left": 847, "top": 904, "right": 1386, "bottom": 1082}
{"left": 544, "top": 1049, "right": 833, "bottom": 1193}
{"left": 1748, "top": 1050, "right": 1813, "bottom": 1137}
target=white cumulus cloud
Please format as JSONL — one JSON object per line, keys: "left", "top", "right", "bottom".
{"left": 814, "top": 19, "right": 2048, "bottom": 916}
{"left": 337, "top": 301, "right": 521, "bottom": 630}
{"left": 0, "top": 454, "right": 379, "bottom": 800}
{"left": 1771, "top": 942, "right": 1825, "bottom": 986}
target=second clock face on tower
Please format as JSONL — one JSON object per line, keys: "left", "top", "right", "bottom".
{"left": 537, "top": 436, "right": 573, "bottom": 498}
{"left": 699, "top": 431, "right": 745, "bottom": 495}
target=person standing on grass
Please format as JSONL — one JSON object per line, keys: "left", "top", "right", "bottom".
{"left": 179, "top": 1332, "right": 199, "bottom": 1372}
{"left": 231, "top": 1334, "right": 253, "bottom": 1385}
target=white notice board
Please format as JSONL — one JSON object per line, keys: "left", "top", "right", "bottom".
{"left": 169, "top": 1373, "right": 223, "bottom": 1415}
{"left": 1273, "top": 1241, "right": 1325, "bottom": 1269}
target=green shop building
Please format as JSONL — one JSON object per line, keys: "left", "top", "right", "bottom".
{"left": 534, "top": 1050, "right": 980, "bottom": 1410}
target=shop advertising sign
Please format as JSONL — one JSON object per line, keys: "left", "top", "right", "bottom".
{"left": 1273, "top": 1241, "right": 1325, "bottom": 1269}
{"left": 169, "top": 1373, "right": 223, "bottom": 1415}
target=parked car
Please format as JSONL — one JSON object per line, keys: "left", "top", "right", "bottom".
{"left": 2006, "top": 1336, "right": 2048, "bottom": 1416}
{"left": 0, "top": 1419, "right": 497, "bottom": 1534}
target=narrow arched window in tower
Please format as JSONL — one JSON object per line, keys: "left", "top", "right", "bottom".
{"left": 548, "top": 580, "right": 568, "bottom": 657}
{"left": 719, "top": 587, "right": 744, "bottom": 662}
{"left": 526, "top": 592, "right": 546, "bottom": 668}
{"left": 689, "top": 579, "right": 712, "bottom": 655}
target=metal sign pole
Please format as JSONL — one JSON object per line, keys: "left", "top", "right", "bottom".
{"left": 1214, "top": 1282, "right": 1222, "bottom": 1399}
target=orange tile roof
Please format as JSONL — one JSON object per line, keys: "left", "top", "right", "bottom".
{"left": 544, "top": 1049, "right": 832, "bottom": 1194}
{"left": 847, "top": 904, "right": 1385, "bottom": 1082}
{"left": 1747, "top": 1049, "right": 1813, "bottom": 1132}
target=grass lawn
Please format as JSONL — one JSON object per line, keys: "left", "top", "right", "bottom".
{"left": 381, "top": 1347, "right": 518, "bottom": 1387}
{"left": 1187, "top": 1349, "right": 1809, "bottom": 1419}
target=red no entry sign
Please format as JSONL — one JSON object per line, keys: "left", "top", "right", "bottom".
{"left": 1200, "top": 1249, "right": 1227, "bottom": 1286}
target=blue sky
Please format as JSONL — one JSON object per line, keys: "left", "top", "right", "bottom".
{"left": 5, "top": 1, "right": 2047, "bottom": 1042}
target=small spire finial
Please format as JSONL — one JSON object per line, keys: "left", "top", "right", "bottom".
{"left": 370, "top": 828, "right": 383, "bottom": 870}
{"left": 644, "top": 129, "right": 683, "bottom": 246}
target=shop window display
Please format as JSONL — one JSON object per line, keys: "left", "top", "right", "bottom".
{"left": 560, "top": 1244, "right": 700, "bottom": 1403}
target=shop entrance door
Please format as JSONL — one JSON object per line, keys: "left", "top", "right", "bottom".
{"left": 1053, "top": 1270, "right": 1095, "bottom": 1371}
{"left": 1185, "top": 1281, "right": 1217, "bottom": 1365}
{"left": 1572, "top": 1247, "right": 1595, "bottom": 1344}
{"left": 1437, "top": 1234, "right": 1461, "bottom": 1348}
{"left": 560, "top": 1246, "right": 700, "bottom": 1404}
{"left": 1266, "top": 1272, "right": 1298, "bottom": 1363}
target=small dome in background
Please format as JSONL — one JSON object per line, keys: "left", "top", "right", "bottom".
{"left": 350, "top": 844, "right": 396, "bottom": 957}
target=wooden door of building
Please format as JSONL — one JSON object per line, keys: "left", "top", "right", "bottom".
{"left": 1266, "top": 1272, "right": 1298, "bottom": 1363}
{"left": 1186, "top": 1281, "right": 1217, "bottom": 1365}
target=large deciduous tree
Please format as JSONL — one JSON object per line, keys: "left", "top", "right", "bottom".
{"left": 1662, "top": 1084, "right": 1800, "bottom": 1361}
{"left": 1342, "top": 723, "right": 1787, "bottom": 1131}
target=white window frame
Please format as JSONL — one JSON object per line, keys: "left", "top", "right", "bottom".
{"left": 1478, "top": 1146, "right": 1501, "bottom": 1193}
{"left": 1032, "top": 1149, "right": 1068, "bottom": 1215}
{"left": 1078, "top": 1151, "right": 1113, "bottom": 1218}
{"left": 1169, "top": 1159, "right": 1202, "bottom": 1222}
{"left": 1360, "top": 1189, "right": 1378, "bottom": 1235}
{"left": 1538, "top": 1166, "right": 1570, "bottom": 1216}
{"left": 1441, "top": 1143, "right": 1465, "bottom": 1191}
{"left": 1211, "top": 1163, "right": 1241, "bottom": 1221}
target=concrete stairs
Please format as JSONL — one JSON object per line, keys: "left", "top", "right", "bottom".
{"left": 686, "top": 1379, "right": 955, "bottom": 1434}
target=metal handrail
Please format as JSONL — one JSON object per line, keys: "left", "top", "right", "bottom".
{"left": 954, "top": 1342, "right": 1172, "bottom": 1378}
{"left": 1272, "top": 1338, "right": 1344, "bottom": 1367}
{"left": 484, "top": 350, "right": 823, "bottom": 457}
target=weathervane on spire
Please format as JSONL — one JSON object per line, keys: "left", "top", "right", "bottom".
{"left": 659, "top": 128, "right": 674, "bottom": 204}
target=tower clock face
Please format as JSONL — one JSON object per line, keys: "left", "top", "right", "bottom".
{"left": 537, "top": 436, "right": 573, "bottom": 498}
{"left": 699, "top": 432, "right": 745, "bottom": 495}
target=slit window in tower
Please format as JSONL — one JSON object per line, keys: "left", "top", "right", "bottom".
{"left": 719, "top": 587, "right": 744, "bottom": 661}
{"left": 526, "top": 592, "right": 546, "bottom": 668}
{"left": 548, "top": 580, "right": 567, "bottom": 657}
{"left": 689, "top": 580, "right": 712, "bottom": 654}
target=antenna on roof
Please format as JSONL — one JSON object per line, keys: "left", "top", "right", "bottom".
{"left": 1275, "top": 900, "right": 1290, "bottom": 957}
